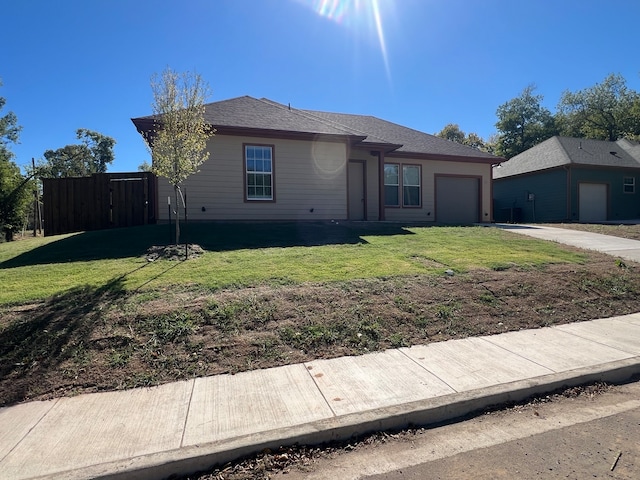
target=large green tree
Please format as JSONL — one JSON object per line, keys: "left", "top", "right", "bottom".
{"left": 557, "top": 73, "right": 640, "bottom": 141}
{"left": 494, "top": 85, "right": 558, "bottom": 159}
{"left": 39, "top": 129, "right": 116, "bottom": 177}
{"left": 435, "top": 123, "right": 489, "bottom": 152}
{"left": 0, "top": 81, "right": 31, "bottom": 241}
{"left": 147, "top": 67, "right": 213, "bottom": 245}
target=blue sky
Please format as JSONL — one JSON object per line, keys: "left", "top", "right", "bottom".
{"left": 3, "top": 0, "right": 640, "bottom": 173}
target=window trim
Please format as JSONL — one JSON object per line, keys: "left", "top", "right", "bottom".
{"left": 383, "top": 163, "right": 400, "bottom": 207}
{"left": 243, "top": 143, "right": 275, "bottom": 202}
{"left": 384, "top": 162, "right": 422, "bottom": 208}
{"left": 623, "top": 176, "right": 635, "bottom": 194}
{"left": 402, "top": 164, "right": 422, "bottom": 208}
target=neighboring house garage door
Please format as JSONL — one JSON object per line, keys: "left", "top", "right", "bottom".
{"left": 579, "top": 183, "right": 607, "bottom": 223}
{"left": 436, "top": 176, "right": 480, "bottom": 224}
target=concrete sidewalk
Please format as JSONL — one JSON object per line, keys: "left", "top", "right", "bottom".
{"left": 4, "top": 224, "right": 640, "bottom": 480}
{"left": 2, "top": 314, "right": 640, "bottom": 480}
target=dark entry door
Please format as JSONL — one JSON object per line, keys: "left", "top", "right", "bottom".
{"left": 110, "top": 178, "right": 148, "bottom": 227}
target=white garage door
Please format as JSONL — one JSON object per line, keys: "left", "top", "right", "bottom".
{"left": 436, "top": 176, "right": 480, "bottom": 224}
{"left": 578, "top": 183, "right": 607, "bottom": 223}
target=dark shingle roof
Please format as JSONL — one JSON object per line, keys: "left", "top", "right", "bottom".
{"left": 302, "top": 109, "right": 498, "bottom": 159}
{"left": 493, "top": 136, "right": 640, "bottom": 179}
{"left": 133, "top": 96, "right": 500, "bottom": 161}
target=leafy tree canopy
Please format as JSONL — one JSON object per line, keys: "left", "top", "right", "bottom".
{"left": 435, "top": 123, "right": 490, "bottom": 153}
{"left": 494, "top": 85, "right": 558, "bottom": 159}
{"left": 0, "top": 80, "right": 31, "bottom": 241}
{"left": 557, "top": 73, "right": 640, "bottom": 141}
{"left": 39, "top": 129, "right": 116, "bottom": 178}
{"left": 436, "top": 123, "right": 466, "bottom": 143}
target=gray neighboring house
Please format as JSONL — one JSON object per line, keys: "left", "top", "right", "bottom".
{"left": 493, "top": 136, "right": 640, "bottom": 223}
{"left": 132, "top": 96, "right": 503, "bottom": 224}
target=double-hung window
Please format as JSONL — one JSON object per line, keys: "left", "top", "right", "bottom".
{"left": 384, "top": 164, "right": 400, "bottom": 207}
{"left": 245, "top": 145, "right": 273, "bottom": 201}
{"left": 624, "top": 176, "right": 635, "bottom": 194}
{"left": 402, "top": 165, "right": 421, "bottom": 207}
{"left": 384, "top": 163, "right": 421, "bottom": 207}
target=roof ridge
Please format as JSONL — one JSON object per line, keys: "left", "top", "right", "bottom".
{"left": 552, "top": 136, "right": 574, "bottom": 165}
{"left": 257, "top": 98, "right": 363, "bottom": 138}
{"left": 301, "top": 109, "right": 397, "bottom": 145}
{"left": 302, "top": 109, "right": 375, "bottom": 137}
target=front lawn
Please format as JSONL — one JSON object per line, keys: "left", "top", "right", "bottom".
{"left": 0, "top": 222, "right": 582, "bottom": 305}
{"left": 3, "top": 221, "right": 640, "bottom": 406}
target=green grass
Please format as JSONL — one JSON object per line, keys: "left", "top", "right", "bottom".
{"left": 0, "top": 222, "right": 585, "bottom": 305}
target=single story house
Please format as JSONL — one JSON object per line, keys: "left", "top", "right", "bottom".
{"left": 132, "top": 96, "right": 502, "bottom": 224}
{"left": 493, "top": 136, "right": 640, "bottom": 223}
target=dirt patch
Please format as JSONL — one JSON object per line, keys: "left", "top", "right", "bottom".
{"left": 145, "top": 244, "right": 205, "bottom": 261}
{"left": 1, "top": 249, "right": 640, "bottom": 407}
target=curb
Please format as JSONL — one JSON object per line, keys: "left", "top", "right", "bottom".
{"left": 40, "top": 357, "right": 640, "bottom": 480}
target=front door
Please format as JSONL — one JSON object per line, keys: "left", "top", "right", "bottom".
{"left": 348, "top": 161, "right": 366, "bottom": 220}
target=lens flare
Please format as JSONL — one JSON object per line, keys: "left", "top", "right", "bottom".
{"left": 301, "top": 0, "right": 392, "bottom": 83}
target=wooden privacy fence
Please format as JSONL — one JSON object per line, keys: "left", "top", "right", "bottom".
{"left": 42, "top": 172, "right": 157, "bottom": 236}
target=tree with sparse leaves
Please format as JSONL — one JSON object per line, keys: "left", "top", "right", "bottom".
{"left": 146, "top": 67, "right": 213, "bottom": 245}
{"left": 0, "top": 81, "right": 31, "bottom": 241}
{"left": 39, "top": 129, "right": 116, "bottom": 178}
{"left": 494, "top": 85, "right": 558, "bottom": 159}
{"left": 557, "top": 73, "right": 640, "bottom": 141}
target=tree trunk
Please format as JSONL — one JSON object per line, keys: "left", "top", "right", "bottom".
{"left": 174, "top": 185, "right": 180, "bottom": 245}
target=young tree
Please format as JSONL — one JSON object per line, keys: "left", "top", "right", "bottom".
{"left": 0, "top": 81, "right": 31, "bottom": 241}
{"left": 147, "top": 67, "right": 213, "bottom": 244}
{"left": 39, "top": 129, "right": 116, "bottom": 177}
{"left": 557, "top": 73, "right": 640, "bottom": 141}
{"left": 494, "top": 85, "right": 558, "bottom": 159}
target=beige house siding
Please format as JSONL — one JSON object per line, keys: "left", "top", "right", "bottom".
{"left": 156, "top": 137, "right": 492, "bottom": 223}
{"left": 157, "top": 135, "right": 348, "bottom": 221}
{"left": 381, "top": 157, "right": 492, "bottom": 223}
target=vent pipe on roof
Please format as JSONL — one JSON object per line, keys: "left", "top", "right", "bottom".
{"left": 579, "top": 141, "right": 582, "bottom": 149}
{"left": 288, "top": 102, "right": 291, "bottom": 110}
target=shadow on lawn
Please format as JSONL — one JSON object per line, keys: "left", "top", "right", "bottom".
{"left": 1, "top": 221, "right": 416, "bottom": 268}
{"left": 0, "top": 275, "right": 128, "bottom": 406}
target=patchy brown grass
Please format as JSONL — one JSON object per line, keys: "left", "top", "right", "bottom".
{"left": 2, "top": 247, "right": 639, "bottom": 407}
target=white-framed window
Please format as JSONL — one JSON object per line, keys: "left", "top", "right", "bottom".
{"left": 384, "top": 163, "right": 421, "bottom": 207}
{"left": 384, "top": 163, "right": 400, "bottom": 207}
{"left": 623, "top": 176, "right": 635, "bottom": 194}
{"left": 245, "top": 145, "right": 274, "bottom": 201}
{"left": 402, "top": 165, "right": 421, "bottom": 207}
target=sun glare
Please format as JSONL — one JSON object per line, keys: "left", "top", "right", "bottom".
{"left": 301, "top": 0, "right": 392, "bottom": 82}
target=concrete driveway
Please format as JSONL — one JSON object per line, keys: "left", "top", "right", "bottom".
{"left": 495, "top": 224, "right": 640, "bottom": 264}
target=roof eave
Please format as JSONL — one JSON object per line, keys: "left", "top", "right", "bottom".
{"left": 390, "top": 151, "right": 503, "bottom": 164}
